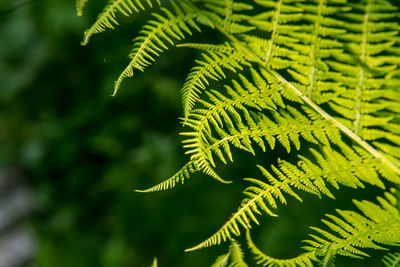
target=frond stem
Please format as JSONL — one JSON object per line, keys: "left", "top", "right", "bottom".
{"left": 354, "top": 0, "right": 370, "bottom": 134}
{"left": 213, "top": 24, "right": 400, "bottom": 176}
{"left": 307, "top": 0, "right": 325, "bottom": 97}
{"left": 264, "top": 0, "right": 283, "bottom": 64}
{"left": 224, "top": 0, "right": 233, "bottom": 30}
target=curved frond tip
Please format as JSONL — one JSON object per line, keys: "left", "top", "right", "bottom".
{"left": 82, "top": 0, "right": 160, "bottom": 45}
{"left": 246, "top": 230, "right": 317, "bottom": 267}
{"left": 112, "top": 4, "right": 203, "bottom": 96}
{"left": 136, "top": 161, "right": 199, "bottom": 193}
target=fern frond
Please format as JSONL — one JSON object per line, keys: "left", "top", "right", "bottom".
{"left": 182, "top": 69, "right": 299, "bottom": 172}
{"left": 250, "top": 0, "right": 346, "bottom": 104}
{"left": 82, "top": 1, "right": 400, "bottom": 264}
{"left": 182, "top": 45, "right": 252, "bottom": 116}
{"left": 76, "top": 0, "right": 89, "bottom": 16}
{"left": 229, "top": 239, "right": 249, "bottom": 267}
{"left": 246, "top": 193, "right": 400, "bottom": 265}
{"left": 177, "top": 42, "right": 235, "bottom": 52}
{"left": 182, "top": 67, "right": 371, "bottom": 181}
{"left": 200, "top": 0, "right": 255, "bottom": 34}
{"left": 383, "top": 251, "right": 400, "bottom": 267}
{"left": 249, "top": 0, "right": 304, "bottom": 68}
{"left": 187, "top": 145, "right": 400, "bottom": 251}
{"left": 113, "top": 3, "right": 204, "bottom": 95}
{"left": 136, "top": 161, "right": 199, "bottom": 193}
{"left": 319, "top": 245, "right": 336, "bottom": 267}
{"left": 181, "top": 65, "right": 400, "bottom": 184}
{"left": 211, "top": 5, "right": 400, "bottom": 176}
{"left": 211, "top": 239, "right": 249, "bottom": 267}
{"left": 82, "top": 0, "right": 160, "bottom": 45}
{"left": 303, "top": 194, "right": 400, "bottom": 259}
{"left": 185, "top": 163, "right": 309, "bottom": 251}
{"left": 326, "top": 0, "right": 400, "bottom": 164}
{"left": 246, "top": 230, "right": 317, "bottom": 267}
{"left": 212, "top": 253, "right": 230, "bottom": 267}
{"left": 249, "top": 0, "right": 400, "bottom": 172}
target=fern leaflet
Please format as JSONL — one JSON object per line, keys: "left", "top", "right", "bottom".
{"left": 186, "top": 145, "right": 399, "bottom": 251}
{"left": 246, "top": 230, "right": 317, "bottom": 267}
{"left": 303, "top": 194, "right": 400, "bottom": 258}
{"left": 80, "top": 0, "right": 400, "bottom": 265}
{"left": 383, "top": 251, "right": 400, "bottom": 267}
{"left": 136, "top": 161, "right": 199, "bottom": 193}
{"left": 113, "top": 2, "right": 204, "bottom": 96}
{"left": 244, "top": 192, "right": 400, "bottom": 266}
{"left": 181, "top": 45, "right": 252, "bottom": 117}
{"left": 211, "top": 239, "right": 249, "bottom": 267}
{"left": 81, "top": 0, "right": 160, "bottom": 45}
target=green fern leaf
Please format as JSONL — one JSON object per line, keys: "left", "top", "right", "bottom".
{"left": 136, "top": 161, "right": 199, "bottom": 193}
{"left": 211, "top": 239, "right": 249, "bottom": 267}
{"left": 81, "top": 0, "right": 400, "bottom": 265}
{"left": 212, "top": 253, "right": 230, "bottom": 267}
{"left": 113, "top": 3, "right": 204, "bottom": 95}
{"left": 200, "top": 0, "right": 255, "bottom": 34}
{"left": 181, "top": 45, "right": 252, "bottom": 117}
{"left": 245, "top": 193, "right": 400, "bottom": 266}
{"left": 319, "top": 246, "right": 337, "bottom": 267}
{"left": 181, "top": 65, "right": 400, "bottom": 186}
{"left": 187, "top": 145, "right": 399, "bottom": 251}
{"left": 82, "top": 0, "right": 160, "bottom": 45}
{"left": 383, "top": 251, "right": 400, "bottom": 267}
{"left": 249, "top": 0, "right": 304, "bottom": 67}
{"left": 303, "top": 195, "right": 400, "bottom": 259}
{"left": 177, "top": 42, "right": 236, "bottom": 53}
{"left": 326, "top": 0, "right": 400, "bottom": 164}
{"left": 246, "top": 230, "right": 317, "bottom": 267}
{"left": 182, "top": 69, "right": 302, "bottom": 175}
{"left": 229, "top": 240, "right": 249, "bottom": 267}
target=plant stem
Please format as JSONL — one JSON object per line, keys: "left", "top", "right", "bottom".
{"left": 214, "top": 24, "right": 400, "bottom": 175}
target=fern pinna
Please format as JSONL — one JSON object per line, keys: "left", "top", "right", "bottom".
{"left": 78, "top": 0, "right": 400, "bottom": 266}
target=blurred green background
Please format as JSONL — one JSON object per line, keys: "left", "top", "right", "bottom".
{"left": 0, "top": 1, "right": 393, "bottom": 266}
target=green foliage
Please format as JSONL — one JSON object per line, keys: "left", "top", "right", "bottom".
{"left": 383, "top": 251, "right": 400, "bottom": 267}
{"left": 81, "top": 0, "right": 160, "bottom": 45}
{"left": 181, "top": 43, "right": 251, "bottom": 116}
{"left": 113, "top": 1, "right": 203, "bottom": 95}
{"left": 211, "top": 239, "right": 248, "bottom": 267}
{"left": 304, "top": 194, "right": 400, "bottom": 259}
{"left": 135, "top": 160, "right": 199, "bottom": 192}
{"left": 246, "top": 230, "right": 317, "bottom": 267}
{"left": 186, "top": 145, "right": 398, "bottom": 252}
{"left": 79, "top": 0, "right": 400, "bottom": 265}
{"left": 244, "top": 192, "right": 400, "bottom": 266}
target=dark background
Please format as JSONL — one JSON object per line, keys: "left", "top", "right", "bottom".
{"left": 0, "top": 0, "right": 394, "bottom": 266}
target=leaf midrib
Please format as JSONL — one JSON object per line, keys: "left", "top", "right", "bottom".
{"left": 211, "top": 23, "right": 400, "bottom": 176}
{"left": 354, "top": 0, "right": 370, "bottom": 134}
